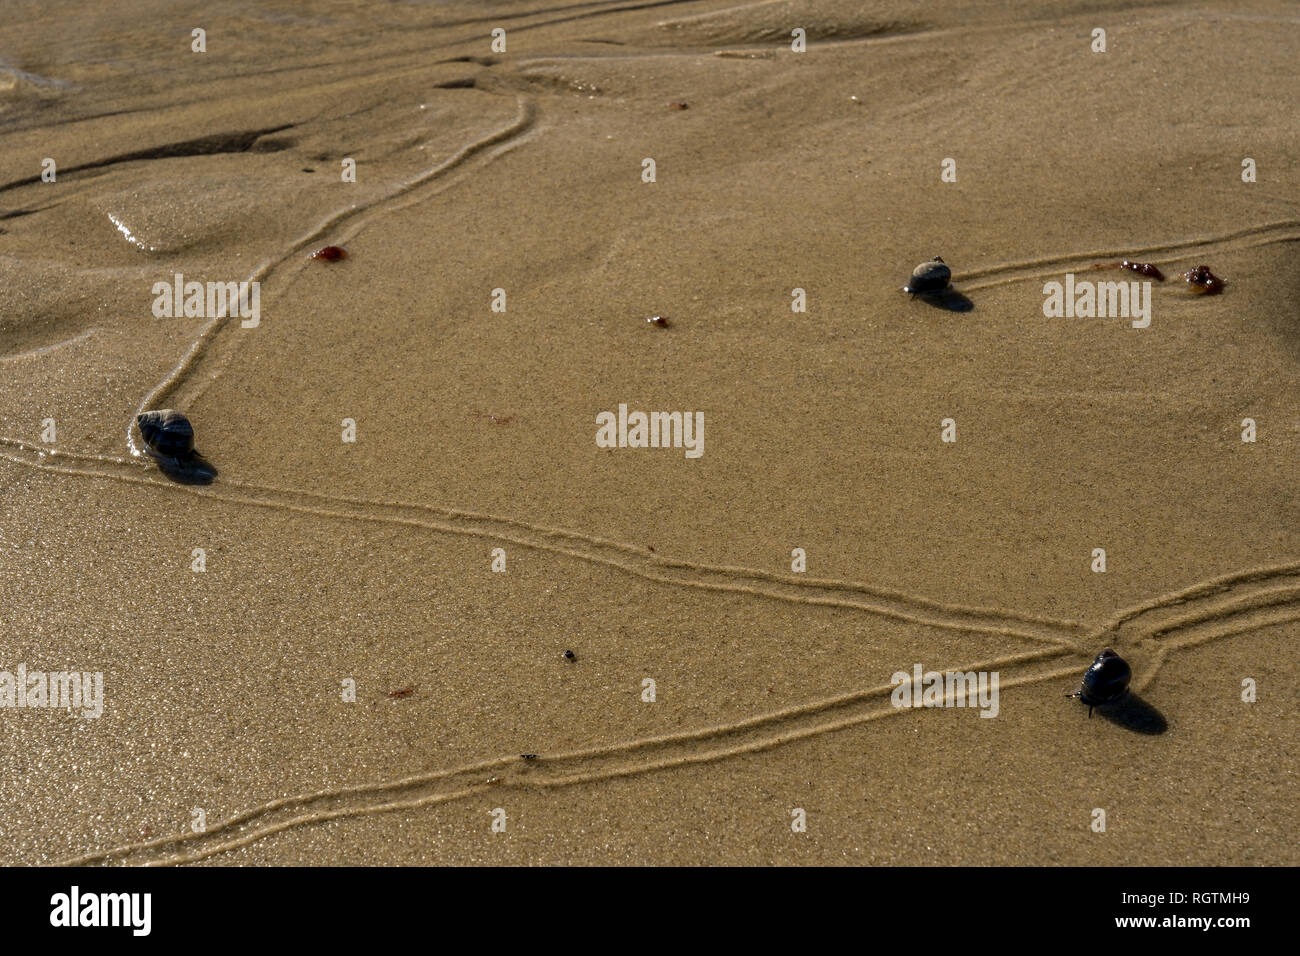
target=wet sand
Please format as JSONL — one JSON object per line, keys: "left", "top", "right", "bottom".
{"left": 1, "top": 0, "right": 1296, "bottom": 864}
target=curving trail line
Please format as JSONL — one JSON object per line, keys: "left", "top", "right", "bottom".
{"left": 56, "top": 575, "right": 1299, "bottom": 866}
{"left": 125, "top": 95, "right": 540, "bottom": 453}
{"left": 0, "top": 435, "right": 1084, "bottom": 647}
{"left": 957, "top": 220, "right": 1300, "bottom": 293}
{"left": 4, "top": 196, "right": 1297, "bottom": 865}
{"left": 60, "top": 646, "right": 1073, "bottom": 865}
{"left": 4, "top": 21, "right": 1295, "bottom": 865}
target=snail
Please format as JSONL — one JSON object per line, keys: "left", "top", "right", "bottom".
{"left": 136, "top": 409, "right": 195, "bottom": 461}
{"left": 903, "top": 257, "right": 952, "bottom": 295}
{"left": 1066, "top": 648, "right": 1131, "bottom": 716}
{"left": 135, "top": 409, "right": 216, "bottom": 483}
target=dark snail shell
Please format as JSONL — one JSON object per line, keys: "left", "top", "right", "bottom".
{"left": 136, "top": 409, "right": 195, "bottom": 460}
{"left": 1072, "top": 648, "right": 1131, "bottom": 715}
{"left": 903, "top": 256, "right": 951, "bottom": 295}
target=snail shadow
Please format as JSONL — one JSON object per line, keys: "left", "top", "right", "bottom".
{"left": 1097, "top": 694, "right": 1167, "bottom": 735}
{"left": 916, "top": 288, "right": 974, "bottom": 312}
{"left": 153, "top": 452, "right": 218, "bottom": 486}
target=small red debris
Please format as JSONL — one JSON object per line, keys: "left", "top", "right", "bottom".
{"left": 312, "top": 246, "right": 348, "bottom": 261}
{"left": 1091, "top": 260, "right": 1165, "bottom": 281}
{"left": 387, "top": 687, "right": 415, "bottom": 698}
{"left": 1182, "top": 264, "right": 1225, "bottom": 295}
{"left": 668, "top": 100, "right": 689, "bottom": 110}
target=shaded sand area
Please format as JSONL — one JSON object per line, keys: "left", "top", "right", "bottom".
{"left": 1, "top": 0, "right": 1296, "bottom": 864}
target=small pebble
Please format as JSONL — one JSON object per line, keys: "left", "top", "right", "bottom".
{"left": 646, "top": 315, "right": 670, "bottom": 327}
{"left": 668, "top": 100, "right": 689, "bottom": 110}
{"left": 563, "top": 650, "right": 576, "bottom": 661}
{"left": 312, "top": 245, "right": 348, "bottom": 261}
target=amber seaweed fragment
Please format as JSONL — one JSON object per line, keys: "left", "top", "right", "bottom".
{"left": 1092, "top": 260, "right": 1165, "bottom": 280}
{"left": 1181, "top": 265, "right": 1225, "bottom": 294}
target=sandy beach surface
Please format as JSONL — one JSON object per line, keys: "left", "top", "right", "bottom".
{"left": 1, "top": 0, "right": 1296, "bottom": 865}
